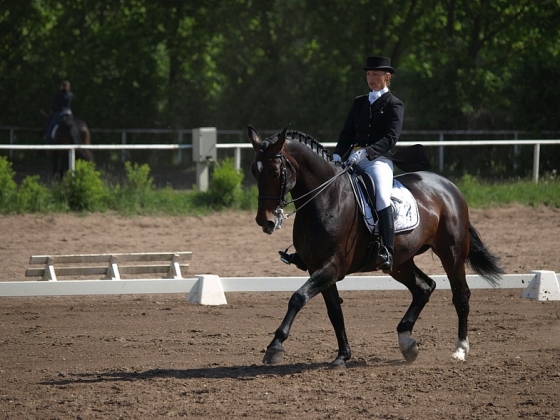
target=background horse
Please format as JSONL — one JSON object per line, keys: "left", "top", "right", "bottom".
{"left": 46, "top": 113, "right": 93, "bottom": 180}
{"left": 248, "top": 126, "right": 504, "bottom": 369}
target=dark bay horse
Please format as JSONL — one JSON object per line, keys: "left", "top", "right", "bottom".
{"left": 248, "top": 126, "right": 504, "bottom": 369}
{"left": 48, "top": 114, "right": 93, "bottom": 180}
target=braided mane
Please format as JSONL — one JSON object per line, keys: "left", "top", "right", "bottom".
{"left": 262, "top": 130, "right": 332, "bottom": 161}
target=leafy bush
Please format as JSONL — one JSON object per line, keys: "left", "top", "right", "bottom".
{"left": 206, "top": 158, "right": 244, "bottom": 208}
{"left": 111, "top": 161, "right": 155, "bottom": 213}
{"left": 54, "top": 160, "right": 108, "bottom": 211}
{"left": 0, "top": 156, "right": 17, "bottom": 212}
{"left": 15, "top": 175, "right": 52, "bottom": 213}
{"left": 124, "top": 161, "right": 153, "bottom": 192}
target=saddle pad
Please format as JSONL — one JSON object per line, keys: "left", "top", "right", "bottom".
{"left": 356, "top": 179, "right": 419, "bottom": 234}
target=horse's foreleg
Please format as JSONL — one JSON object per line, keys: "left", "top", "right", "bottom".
{"left": 262, "top": 291, "right": 304, "bottom": 364}
{"left": 262, "top": 269, "right": 338, "bottom": 365}
{"left": 321, "top": 284, "right": 351, "bottom": 369}
{"left": 391, "top": 261, "right": 436, "bottom": 362}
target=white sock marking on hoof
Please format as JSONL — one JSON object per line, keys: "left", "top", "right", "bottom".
{"left": 452, "top": 338, "right": 469, "bottom": 361}
{"left": 398, "top": 331, "right": 415, "bottom": 352}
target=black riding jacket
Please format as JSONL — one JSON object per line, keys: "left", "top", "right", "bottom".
{"left": 334, "top": 92, "right": 404, "bottom": 160}
{"left": 51, "top": 90, "right": 73, "bottom": 113}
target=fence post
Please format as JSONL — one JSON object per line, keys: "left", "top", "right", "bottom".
{"left": 121, "top": 131, "right": 127, "bottom": 162}
{"left": 178, "top": 131, "right": 183, "bottom": 164}
{"left": 533, "top": 143, "right": 540, "bottom": 183}
{"left": 438, "top": 132, "right": 444, "bottom": 172}
{"left": 68, "top": 148, "right": 76, "bottom": 171}
{"left": 192, "top": 128, "right": 217, "bottom": 192}
{"left": 234, "top": 147, "right": 241, "bottom": 171}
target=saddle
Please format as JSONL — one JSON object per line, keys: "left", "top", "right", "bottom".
{"left": 350, "top": 165, "right": 420, "bottom": 268}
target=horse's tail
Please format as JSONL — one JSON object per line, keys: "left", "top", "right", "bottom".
{"left": 467, "top": 223, "right": 505, "bottom": 286}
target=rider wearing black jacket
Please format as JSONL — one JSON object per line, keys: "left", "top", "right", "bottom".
{"left": 45, "top": 80, "right": 73, "bottom": 143}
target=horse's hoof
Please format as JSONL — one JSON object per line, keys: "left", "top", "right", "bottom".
{"left": 262, "top": 346, "right": 285, "bottom": 364}
{"left": 329, "top": 357, "right": 347, "bottom": 371}
{"left": 451, "top": 338, "right": 469, "bottom": 361}
{"left": 398, "top": 331, "right": 419, "bottom": 363}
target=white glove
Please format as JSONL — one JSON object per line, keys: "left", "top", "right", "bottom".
{"left": 345, "top": 148, "right": 365, "bottom": 166}
{"left": 332, "top": 154, "right": 342, "bottom": 163}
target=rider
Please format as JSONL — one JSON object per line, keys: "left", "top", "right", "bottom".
{"left": 45, "top": 80, "right": 73, "bottom": 144}
{"left": 280, "top": 56, "right": 404, "bottom": 272}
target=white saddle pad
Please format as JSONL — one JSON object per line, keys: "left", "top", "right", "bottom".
{"left": 356, "top": 179, "right": 419, "bottom": 234}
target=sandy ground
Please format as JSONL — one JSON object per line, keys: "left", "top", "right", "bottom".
{"left": 1, "top": 204, "right": 560, "bottom": 419}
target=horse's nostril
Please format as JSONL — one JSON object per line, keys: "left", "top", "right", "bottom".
{"left": 262, "top": 221, "right": 275, "bottom": 235}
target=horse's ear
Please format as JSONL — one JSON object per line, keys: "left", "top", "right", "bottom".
{"left": 248, "top": 125, "right": 261, "bottom": 152}
{"left": 268, "top": 127, "right": 287, "bottom": 154}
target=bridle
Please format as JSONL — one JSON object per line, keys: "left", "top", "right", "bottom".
{"left": 256, "top": 149, "right": 350, "bottom": 230}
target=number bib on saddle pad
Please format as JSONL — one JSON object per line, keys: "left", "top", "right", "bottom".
{"left": 354, "top": 176, "right": 419, "bottom": 234}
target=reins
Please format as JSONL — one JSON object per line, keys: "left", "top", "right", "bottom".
{"left": 257, "top": 149, "right": 350, "bottom": 229}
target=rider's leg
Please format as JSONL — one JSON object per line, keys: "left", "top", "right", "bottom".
{"left": 45, "top": 112, "right": 62, "bottom": 144}
{"left": 361, "top": 156, "right": 395, "bottom": 270}
{"left": 377, "top": 205, "right": 395, "bottom": 270}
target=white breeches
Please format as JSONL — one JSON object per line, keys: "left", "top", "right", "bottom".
{"left": 356, "top": 155, "right": 394, "bottom": 210}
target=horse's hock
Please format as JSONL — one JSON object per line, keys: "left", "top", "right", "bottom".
{"left": 25, "top": 252, "right": 192, "bottom": 281}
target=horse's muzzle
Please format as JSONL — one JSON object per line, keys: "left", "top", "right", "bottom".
{"left": 255, "top": 217, "right": 276, "bottom": 235}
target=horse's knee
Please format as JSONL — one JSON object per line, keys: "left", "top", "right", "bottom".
{"left": 288, "top": 291, "right": 307, "bottom": 310}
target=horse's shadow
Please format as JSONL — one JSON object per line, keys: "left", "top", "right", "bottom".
{"left": 38, "top": 358, "right": 407, "bottom": 386}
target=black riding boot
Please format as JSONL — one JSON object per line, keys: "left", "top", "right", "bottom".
{"left": 377, "top": 206, "right": 395, "bottom": 271}
{"left": 278, "top": 251, "right": 308, "bottom": 271}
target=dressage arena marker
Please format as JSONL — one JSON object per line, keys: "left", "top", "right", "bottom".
{"left": 521, "top": 270, "right": 560, "bottom": 301}
{"left": 187, "top": 274, "right": 227, "bottom": 305}
{"left": 1, "top": 258, "right": 558, "bottom": 303}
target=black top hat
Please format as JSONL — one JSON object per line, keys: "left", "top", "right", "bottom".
{"left": 362, "top": 56, "right": 395, "bottom": 74}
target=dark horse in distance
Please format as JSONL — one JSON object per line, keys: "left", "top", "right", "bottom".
{"left": 44, "top": 112, "right": 93, "bottom": 180}
{"left": 248, "top": 126, "right": 504, "bottom": 369}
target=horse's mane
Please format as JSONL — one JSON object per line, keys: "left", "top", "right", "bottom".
{"left": 262, "top": 130, "right": 332, "bottom": 161}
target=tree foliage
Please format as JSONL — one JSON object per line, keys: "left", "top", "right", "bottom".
{"left": 1, "top": 0, "right": 558, "bottom": 135}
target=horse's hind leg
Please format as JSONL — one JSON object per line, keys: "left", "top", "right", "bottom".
{"left": 321, "top": 284, "right": 351, "bottom": 369}
{"left": 390, "top": 259, "right": 436, "bottom": 362}
{"left": 436, "top": 245, "right": 471, "bottom": 361}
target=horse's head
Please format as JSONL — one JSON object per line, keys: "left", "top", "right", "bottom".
{"left": 248, "top": 126, "right": 296, "bottom": 234}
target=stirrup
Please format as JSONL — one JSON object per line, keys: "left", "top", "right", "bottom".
{"left": 377, "top": 247, "right": 393, "bottom": 271}
{"left": 278, "top": 251, "right": 308, "bottom": 271}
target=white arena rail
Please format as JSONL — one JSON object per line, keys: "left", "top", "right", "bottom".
{"left": 1, "top": 272, "right": 559, "bottom": 305}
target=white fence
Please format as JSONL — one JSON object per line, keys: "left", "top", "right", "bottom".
{"left": 1, "top": 139, "right": 559, "bottom": 185}
{"left": 1, "top": 126, "right": 560, "bottom": 186}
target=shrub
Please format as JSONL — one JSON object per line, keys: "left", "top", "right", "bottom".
{"left": 15, "top": 175, "right": 52, "bottom": 213}
{"left": 111, "top": 161, "right": 155, "bottom": 213}
{"left": 205, "top": 158, "right": 245, "bottom": 208}
{"left": 56, "top": 160, "right": 108, "bottom": 211}
{"left": 0, "top": 156, "right": 17, "bottom": 212}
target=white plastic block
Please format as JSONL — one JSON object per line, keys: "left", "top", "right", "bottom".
{"left": 187, "top": 274, "right": 227, "bottom": 305}
{"left": 522, "top": 270, "right": 560, "bottom": 301}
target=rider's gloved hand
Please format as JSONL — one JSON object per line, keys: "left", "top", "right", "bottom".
{"left": 345, "top": 148, "right": 365, "bottom": 166}
{"left": 332, "top": 154, "right": 342, "bottom": 163}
